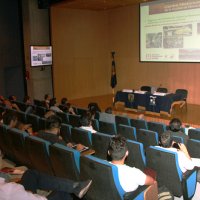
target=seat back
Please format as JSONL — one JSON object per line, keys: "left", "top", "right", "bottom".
{"left": 26, "top": 114, "right": 40, "bottom": 132}
{"left": 117, "top": 124, "right": 137, "bottom": 141}
{"left": 188, "top": 129, "right": 200, "bottom": 140}
{"left": 130, "top": 119, "right": 148, "bottom": 130}
{"left": 146, "top": 146, "right": 189, "bottom": 197}
{"left": 156, "top": 87, "right": 168, "bottom": 93}
{"left": 136, "top": 129, "right": 159, "bottom": 150}
{"left": 49, "top": 143, "right": 80, "bottom": 180}
{"left": 126, "top": 140, "right": 146, "bottom": 171}
{"left": 7, "top": 128, "right": 30, "bottom": 166}
{"left": 60, "top": 123, "right": 72, "bottom": 143}
{"left": 80, "top": 155, "right": 124, "bottom": 200}
{"left": 91, "top": 119, "right": 99, "bottom": 131}
{"left": 92, "top": 132, "right": 112, "bottom": 160}
{"left": 140, "top": 86, "right": 151, "bottom": 92}
{"left": 35, "top": 106, "right": 47, "bottom": 117}
{"left": 56, "top": 112, "right": 69, "bottom": 124}
{"left": 0, "top": 124, "right": 9, "bottom": 155}
{"left": 115, "top": 115, "right": 130, "bottom": 126}
{"left": 171, "top": 136, "right": 184, "bottom": 144}
{"left": 175, "top": 89, "right": 188, "bottom": 100}
{"left": 76, "top": 107, "right": 88, "bottom": 116}
{"left": 68, "top": 114, "right": 81, "bottom": 127}
{"left": 147, "top": 121, "right": 166, "bottom": 138}
{"left": 187, "top": 139, "right": 200, "bottom": 158}
{"left": 34, "top": 99, "right": 43, "bottom": 107}
{"left": 38, "top": 117, "right": 47, "bottom": 131}
{"left": 16, "top": 110, "right": 27, "bottom": 123}
{"left": 71, "top": 127, "right": 92, "bottom": 147}
{"left": 25, "top": 136, "right": 54, "bottom": 175}
{"left": 99, "top": 121, "right": 117, "bottom": 135}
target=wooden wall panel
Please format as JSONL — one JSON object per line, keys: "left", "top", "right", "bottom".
{"left": 51, "top": 4, "right": 200, "bottom": 105}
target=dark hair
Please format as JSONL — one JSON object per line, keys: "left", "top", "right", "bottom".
{"left": 160, "top": 131, "right": 173, "bottom": 148}
{"left": 8, "top": 95, "right": 16, "bottom": 101}
{"left": 2, "top": 110, "right": 18, "bottom": 126}
{"left": 169, "top": 118, "right": 182, "bottom": 132}
{"left": 105, "top": 107, "right": 112, "bottom": 114}
{"left": 80, "top": 113, "right": 91, "bottom": 126}
{"left": 49, "top": 98, "right": 57, "bottom": 107}
{"left": 44, "top": 94, "right": 50, "bottom": 100}
{"left": 61, "top": 97, "right": 68, "bottom": 105}
{"left": 23, "top": 95, "right": 30, "bottom": 103}
{"left": 108, "top": 135, "right": 128, "bottom": 161}
{"left": 46, "top": 115, "right": 62, "bottom": 130}
{"left": 88, "top": 102, "right": 101, "bottom": 113}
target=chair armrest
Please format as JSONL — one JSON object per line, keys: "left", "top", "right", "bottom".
{"left": 123, "top": 182, "right": 158, "bottom": 200}
{"left": 182, "top": 167, "right": 197, "bottom": 200}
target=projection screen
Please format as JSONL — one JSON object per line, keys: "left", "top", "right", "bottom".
{"left": 140, "top": 0, "right": 200, "bottom": 62}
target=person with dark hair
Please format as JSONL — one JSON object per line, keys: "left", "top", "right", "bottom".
{"left": 37, "top": 115, "right": 85, "bottom": 151}
{"left": 23, "top": 95, "right": 34, "bottom": 114}
{"left": 0, "top": 169, "right": 92, "bottom": 200}
{"left": 108, "top": 135, "right": 156, "bottom": 192}
{"left": 80, "top": 113, "right": 96, "bottom": 133}
{"left": 169, "top": 118, "right": 188, "bottom": 144}
{"left": 2, "top": 110, "right": 18, "bottom": 128}
{"left": 99, "top": 106, "right": 115, "bottom": 124}
{"left": 160, "top": 131, "right": 200, "bottom": 172}
{"left": 44, "top": 94, "right": 51, "bottom": 109}
{"left": 49, "top": 98, "right": 63, "bottom": 113}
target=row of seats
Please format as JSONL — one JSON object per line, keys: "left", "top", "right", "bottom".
{"left": 0, "top": 123, "right": 197, "bottom": 199}
{"left": 0, "top": 124, "right": 156, "bottom": 200}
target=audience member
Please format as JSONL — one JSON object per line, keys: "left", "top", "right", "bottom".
{"left": 44, "top": 94, "right": 51, "bottom": 109}
{"left": 0, "top": 169, "right": 92, "bottom": 200}
{"left": 88, "top": 102, "right": 101, "bottom": 119}
{"left": 37, "top": 115, "right": 85, "bottom": 151}
{"left": 23, "top": 95, "right": 34, "bottom": 114}
{"left": 108, "top": 135, "right": 156, "bottom": 192}
{"left": 99, "top": 106, "right": 115, "bottom": 124}
{"left": 169, "top": 118, "right": 188, "bottom": 144}
{"left": 159, "top": 131, "right": 200, "bottom": 199}
{"left": 49, "top": 98, "right": 63, "bottom": 113}
{"left": 2, "top": 110, "right": 18, "bottom": 128}
{"left": 80, "top": 113, "right": 96, "bottom": 133}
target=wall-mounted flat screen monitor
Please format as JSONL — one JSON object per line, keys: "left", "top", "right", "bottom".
{"left": 30, "top": 45, "right": 52, "bottom": 67}
{"left": 140, "top": 0, "right": 200, "bottom": 62}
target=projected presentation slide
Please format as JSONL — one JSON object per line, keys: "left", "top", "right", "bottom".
{"left": 30, "top": 46, "right": 52, "bottom": 67}
{"left": 140, "top": 0, "right": 200, "bottom": 62}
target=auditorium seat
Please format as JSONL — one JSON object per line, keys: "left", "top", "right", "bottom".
{"left": 146, "top": 146, "right": 197, "bottom": 199}
{"left": 130, "top": 118, "right": 148, "bottom": 130}
{"left": 35, "top": 106, "right": 47, "bottom": 117}
{"left": 126, "top": 140, "right": 146, "bottom": 171}
{"left": 115, "top": 115, "right": 131, "bottom": 127}
{"left": 26, "top": 114, "right": 40, "bottom": 132}
{"left": 7, "top": 128, "right": 31, "bottom": 167}
{"left": 71, "top": 127, "right": 92, "bottom": 148}
{"left": 38, "top": 117, "right": 47, "bottom": 131}
{"left": 187, "top": 139, "right": 200, "bottom": 158}
{"left": 0, "top": 124, "right": 10, "bottom": 158}
{"left": 91, "top": 118, "right": 99, "bottom": 132}
{"left": 49, "top": 143, "right": 80, "bottom": 180}
{"left": 76, "top": 107, "right": 88, "bottom": 116}
{"left": 80, "top": 155, "right": 157, "bottom": 200}
{"left": 92, "top": 132, "right": 112, "bottom": 160}
{"left": 136, "top": 129, "right": 159, "bottom": 150}
{"left": 25, "top": 136, "right": 54, "bottom": 175}
{"left": 56, "top": 111, "right": 69, "bottom": 124}
{"left": 68, "top": 114, "right": 81, "bottom": 127}
{"left": 188, "top": 129, "right": 200, "bottom": 141}
{"left": 60, "top": 123, "right": 72, "bottom": 143}
{"left": 99, "top": 121, "right": 117, "bottom": 135}
{"left": 147, "top": 121, "right": 166, "bottom": 138}
{"left": 117, "top": 124, "right": 137, "bottom": 141}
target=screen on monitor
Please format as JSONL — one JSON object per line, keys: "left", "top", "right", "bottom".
{"left": 30, "top": 45, "right": 52, "bottom": 67}
{"left": 140, "top": 0, "right": 200, "bottom": 62}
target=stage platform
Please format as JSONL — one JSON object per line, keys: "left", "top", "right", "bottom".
{"left": 70, "top": 94, "right": 200, "bottom": 128}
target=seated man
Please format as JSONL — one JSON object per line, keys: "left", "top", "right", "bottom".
{"left": 37, "top": 115, "right": 85, "bottom": 151}
{"left": 79, "top": 112, "right": 96, "bottom": 134}
{"left": 0, "top": 169, "right": 92, "bottom": 200}
{"left": 108, "top": 135, "right": 156, "bottom": 192}
{"left": 169, "top": 118, "right": 188, "bottom": 145}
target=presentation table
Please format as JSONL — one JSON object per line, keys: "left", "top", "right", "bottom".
{"left": 115, "top": 90, "right": 183, "bottom": 116}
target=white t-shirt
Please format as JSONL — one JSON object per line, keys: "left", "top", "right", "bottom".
{"left": 0, "top": 178, "right": 47, "bottom": 200}
{"left": 80, "top": 126, "right": 97, "bottom": 133}
{"left": 113, "top": 164, "right": 146, "bottom": 192}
